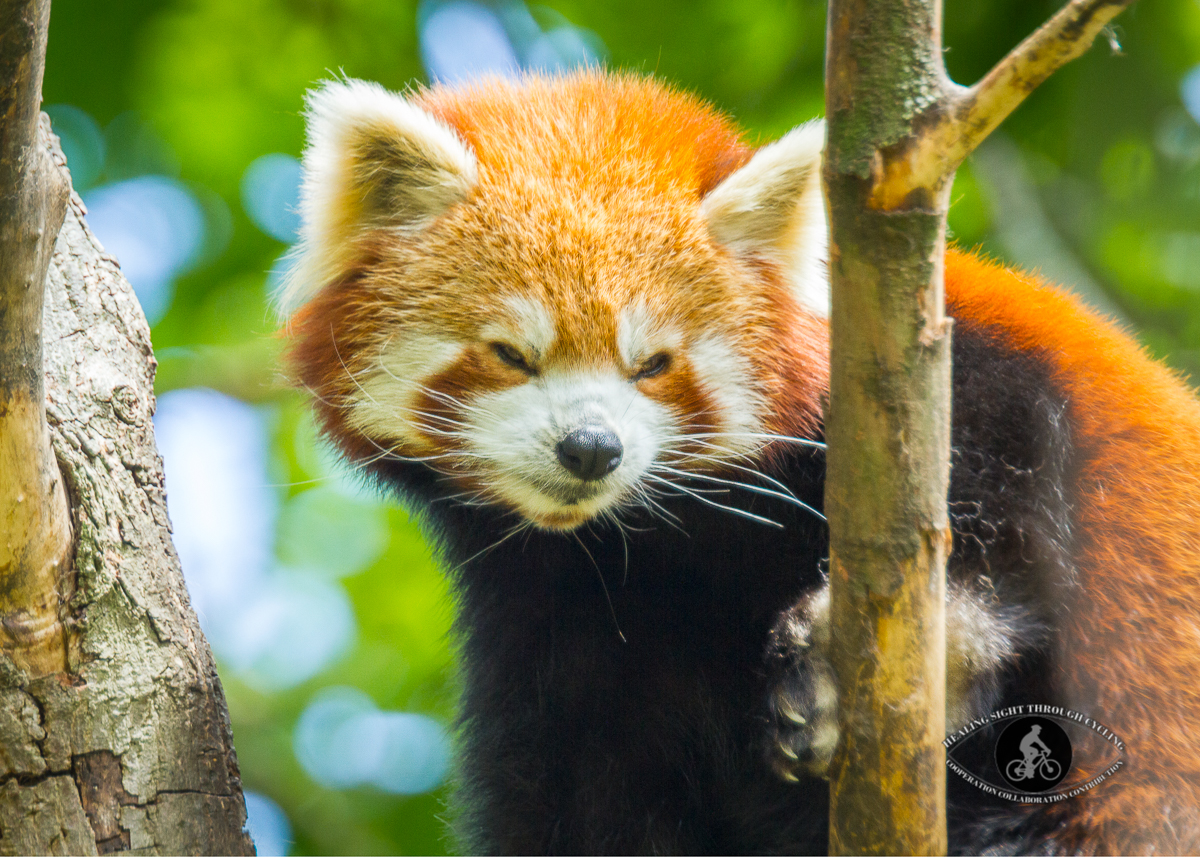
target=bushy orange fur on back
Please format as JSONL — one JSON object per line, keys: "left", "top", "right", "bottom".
{"left": 946, "top": 249, "right": 1200, "bottom": 851}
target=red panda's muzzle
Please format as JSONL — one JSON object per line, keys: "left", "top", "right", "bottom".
{"left": 555, "top": 426, "right": 624, "bottom": 482}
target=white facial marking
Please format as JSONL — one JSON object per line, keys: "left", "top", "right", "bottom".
{"left": 465, "top": 368, "right": 676, "bottom": 527}
{"left": 346, "top": 317, "right": 771, "bottom": 529}
{"left": 617, "top": 303, "right": 682, "bottom": 369}
{"left": 348, "top": 333, "right": 465, "bottom": 448}
{"left": 688, "top": 333, "right": 766, "bottom": 454}
{"left": 480, "top": 296, "right": 557, "bottom": 359}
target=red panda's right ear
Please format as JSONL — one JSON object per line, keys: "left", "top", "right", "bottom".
{"left": 278, "top": 79, "right": 478, "bottom": 316}
{"left": 701, "top": 120, "right": 828, "bottom": 317}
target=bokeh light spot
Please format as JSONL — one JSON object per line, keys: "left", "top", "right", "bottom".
{"left": 420, "top": 1, "right": 521, "bottom": 83}
{"left": 243, "top": 791, "right": 292, "bottom": 856}
{"left": 294, "top": 687, "right": 378, "bottom": 790}
{"left": 294, "top": 686, "right": 451, "bottom": 794}
{"left": 221, "top": 571, "right": 357, "bottom": 691}
{"left": 45, "top": 104, "right": 105, "bottom": 192}
{"left": 368, "top": 711, "right": 453, "bottom": 795}
{"left": 1156, "top": 109, "right": 1200, "bottom": 166}
{"left": 1182, "top": 64, "right": 1200, "bottom": 126}
{"left": 242, "top": 153, "right": 303, "bottom": 243}
{"left": 84, "top": 176, "right": 206, "bottom": 324}
{"left": 523, "top": 26, "right": 598, "bottom": 72}
{"left": 276, "top": 487, "right": 390, "bottom": 579}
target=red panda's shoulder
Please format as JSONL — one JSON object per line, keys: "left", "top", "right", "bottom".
{"left": 944, "top": 249, "right": 1198, "bottom": 415}
{"left": 945, "top": 247, "right": 1200, "bottom": 461}
{"left": 944, "top": 248, "right": 1117, "bottom": 359}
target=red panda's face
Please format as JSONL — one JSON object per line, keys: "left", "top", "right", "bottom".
{"left": 285, "top": 74, "right": 829, "bottom": 531}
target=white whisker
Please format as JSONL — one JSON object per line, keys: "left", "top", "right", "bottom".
{"left": 663, "top": 453, "right": 803, "bottom": 504}
{"left": 573, "top": 532, "right": 627, "bottom": 643}
{"left": 643, "top": 473, "right": 784, "bottom": 529}
{"left": 453, "top": 518, "right": 532, "bottom": 570}
{"left": 652, "top": 464, "right": 824, "bottom": 522}
{"left": 685, "top": 430, "right": 826, "bottom": 451}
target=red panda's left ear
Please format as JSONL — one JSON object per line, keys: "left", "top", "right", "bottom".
{"left": 701, "top": 120, "right": 828, "bottom": 317}
{"left": 278, "top": 78, "right": 479, "bottom": 316}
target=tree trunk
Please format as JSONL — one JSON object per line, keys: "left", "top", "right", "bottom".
{"left": 0, "top": 1, "right": 254, "bottom": 852}
{"left": 823, "top": 3, "right": 952, "bottom": 853}
{"left": 822, "top": 0, "right": 1136, "bottom": 853}
{"left": 0, "top": 116, "right": 256, "bottom": 857}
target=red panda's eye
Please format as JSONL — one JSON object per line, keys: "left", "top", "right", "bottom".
{"left": 634, "top": 352, "right": 671, "bottom": 381}
{"left": 491, "top": 342, "right": 535, "bottom": 374}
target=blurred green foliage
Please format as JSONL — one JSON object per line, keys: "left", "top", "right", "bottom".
{"left": 42, "top": 0, "right": 1200, "bottom": 853}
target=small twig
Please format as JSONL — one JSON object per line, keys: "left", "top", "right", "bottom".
{"left": 870, "top": 0, "right": 1137, "bottom": 209}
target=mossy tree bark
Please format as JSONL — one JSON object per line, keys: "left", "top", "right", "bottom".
{"left": 0, "top": 1, "right": 254, "bottom": 853}
{"left": 822, "top": 1, "right": 1136, "bottom": 854}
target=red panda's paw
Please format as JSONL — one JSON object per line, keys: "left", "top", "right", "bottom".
{"left": 763, "top": 581, "right": 1028, "bottom": 782}
{"left": 944, "top": 582, "right": 1029, "bottom": 733}
{"left": 764, "top": 587, "right": 839, "bottom": 781}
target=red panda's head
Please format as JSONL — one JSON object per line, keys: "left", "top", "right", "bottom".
{"left": 284, "top": 72, "right": 828, "bottom": 531}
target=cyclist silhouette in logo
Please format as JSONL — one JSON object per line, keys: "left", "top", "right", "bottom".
{"left": 1006, "top": 724, "right": 1061, "bottom": 782}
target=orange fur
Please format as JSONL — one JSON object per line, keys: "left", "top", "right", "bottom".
{"left": 286, "top": 72, "right": 1200, "bottom": 852}
{"left": 945, "top": 250, "right": 1200, "bottom": 852}
{"left": 288, "top": 73, "right": 827, "bottom": 507}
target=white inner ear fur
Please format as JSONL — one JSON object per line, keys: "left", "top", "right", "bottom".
{"left": 701, "top": 120, "right": 829, "bottom": 317}
{"left": 279, "top": 78, "right": 478, "bottom": 315}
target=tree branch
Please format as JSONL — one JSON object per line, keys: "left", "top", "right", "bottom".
{"left": 1, "top": 135, "right": 256, "bottom": 852}
{"left": 824, "top": 2, "right": 951, "bottom": 853}
{"left": 0, "top": 0, "right": 73, "bottom": 677}
{"left": 824, "top": 0, "right": 1137, "bottom": 853}
{"left": 869, "top": 0, "right": 1137, "bottom": 210}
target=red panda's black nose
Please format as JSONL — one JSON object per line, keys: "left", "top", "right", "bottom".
{"left": 556, "top": 427, "right": 623, "bottom": 482}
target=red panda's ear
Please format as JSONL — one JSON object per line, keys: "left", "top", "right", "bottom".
{"left": 701, "top": 120, "right": 828, "bottom": 317}
{"left": 278, "top": 78, "right": 478, "bottom": 315}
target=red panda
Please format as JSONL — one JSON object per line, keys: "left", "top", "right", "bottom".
{"left": 283, "top": 71, "right": 1200, "bottom": 854}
